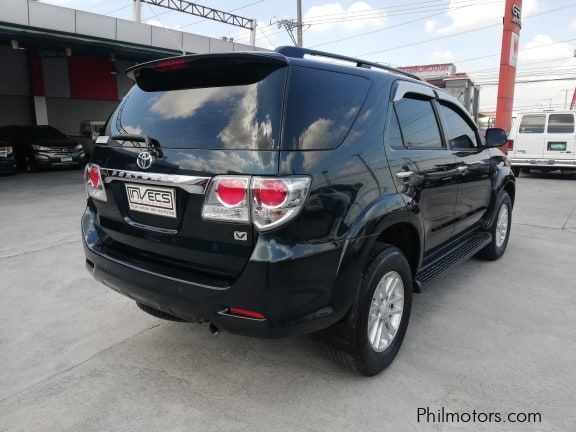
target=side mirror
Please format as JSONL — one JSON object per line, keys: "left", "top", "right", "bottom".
{"left": 485, "top": 128, "right": 508, "bottom": 148}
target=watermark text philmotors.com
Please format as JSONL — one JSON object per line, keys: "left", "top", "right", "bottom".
{"left": 417, "top": 407, "right": 542, "bottom": 424}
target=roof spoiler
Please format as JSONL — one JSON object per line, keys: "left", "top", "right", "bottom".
{"left": 127, "top": 52, "right": 288, "bottom": 91}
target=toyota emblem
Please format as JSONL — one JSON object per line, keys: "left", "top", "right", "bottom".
{"left": 136, "top": 151, "right": 154, "bottom": 170}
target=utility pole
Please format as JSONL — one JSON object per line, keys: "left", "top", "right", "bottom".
{"left": 133, "top": 0, "right": 141, "bottom": 23}
{"left": 250, "top": 19, "right": 257, "bottom": 47}
{"left": 275, "top": 1, "right": 304, "bottom": 48}
{"left": 296, "top": 0, "right": 303, "bottom": 47}
{"left": 562, "top": 89, "right": 571, "bottom": 110}
{"left": 495, "top": 0, "right": 522, "bottom": 138}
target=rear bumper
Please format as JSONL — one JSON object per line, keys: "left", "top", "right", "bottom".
{"left": 509, "top": 157, "right": 576, "bottom": 169}
{"left": 82, "top": 207, "right": 348, "bottom": 338}
{"left": 0, "top": 158, "right": 17, "bottom": 173}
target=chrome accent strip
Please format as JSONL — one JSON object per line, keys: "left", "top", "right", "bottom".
{"left": 101, "top": 168, "right": 210, "bottom": 194}
{"left": 123, "top": 217, "right": 178, "bottom": 235}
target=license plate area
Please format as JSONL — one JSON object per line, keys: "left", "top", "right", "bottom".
{"left": 125, "top": 183, "right": 177, "bottom": 218}
{"left": 547, "top": 142, "right": 567, "bottom": 151}
{"left": 61, "top": 156, "right": 73, "bottom": 162}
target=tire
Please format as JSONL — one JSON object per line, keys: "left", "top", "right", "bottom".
{"left": 476, "top": 192, "right": 512, "bottom": 261}
{"left": 136, "top": 302, "right": 188, "bottom": 322}
{"left": 332, "top": 246, "right": 413, "bottom": 376}
{"left": 511, "top": 167, "right": 520, "bottom": 177}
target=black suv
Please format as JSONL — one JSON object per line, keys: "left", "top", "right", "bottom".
{"left": 82, "top": 47, "right": 514, "bottom": 376}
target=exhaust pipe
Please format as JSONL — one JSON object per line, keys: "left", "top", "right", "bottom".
{"left": 209, "top": 322, "right": 220, "bottom": 336}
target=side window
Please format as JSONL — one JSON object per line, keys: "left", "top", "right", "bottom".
{"left": 519, "top": 115, "right": 545, "bottom": 134}
{"left": 394, "top": 97, "right": 443, "bottom": 149}
{"left": 439, "top": 103, "right": 478, "bottom": 149}
{"left": 386, "top": 108, "right": 404, "bottom": 149}
{"left": 547, "top": 114, "right": 574, "bottom": 133}
{"left": 283, "top": 67, "right": 371, "bottom": 150}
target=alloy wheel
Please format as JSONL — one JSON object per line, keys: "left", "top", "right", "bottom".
{"left": 368, "top": 270, "right": 405, "bottom": 352}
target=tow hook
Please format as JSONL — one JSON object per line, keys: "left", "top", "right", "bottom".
{"left": 209, "top": 323, "right": 220, "bottom": 336}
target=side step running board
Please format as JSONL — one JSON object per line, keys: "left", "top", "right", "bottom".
{"left": 416, "top": 232, "right": 492, "bottom": 288}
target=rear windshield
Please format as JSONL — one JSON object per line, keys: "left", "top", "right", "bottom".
{"left": 283, "top": 67, "right": 370, "bottom": 150}
{"left": 547, "top": 114, "right": 574, "bottom": 133}
{"left": 105, "top": 68, "right": 286, "bottom": 150}
{"left": 519, "top": 115, "right": 545, "bottom": 134}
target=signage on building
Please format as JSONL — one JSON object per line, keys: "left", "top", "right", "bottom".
{"left": 398, "top": 63, "right": 456, "bottom": 79}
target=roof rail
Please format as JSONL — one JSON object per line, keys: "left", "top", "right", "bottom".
{"left": 275, "top": 46, "right": 422, "bottom": 81}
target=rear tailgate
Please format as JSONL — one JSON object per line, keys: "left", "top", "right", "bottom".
{"left": 90, "top": 53, "right": 287, "bottom": 282}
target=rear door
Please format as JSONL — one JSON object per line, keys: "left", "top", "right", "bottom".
{"left": 544, "top": 113, "right": 576, "bottom": 161}
{"left": 514, "top": 114, "right": 546, "bottom": 159}
{"left": 385, "top": 82, "right": 459, "bottom": 252}
{"left": 91, "top": 54, "right": 287, "bottom": 280}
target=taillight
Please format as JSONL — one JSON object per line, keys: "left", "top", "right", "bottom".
{"left": 253, "top": 179, "right": 288, "bottom": 208}
{"left": 506, "top": 140, "right": 514, "bottom": 151}
{"left": 251, "top": 177, "right": 310, "bottom": 231}
{"left": 84, "top": 163, "right": 107, "bottom": 202}
{"left": 216, "top": 178, "right": 247, "bottom": 207}
{"left": 201, "top": 175, "right": 311, "bottom": 230}
{"left": 202, "top": 176, "right": 250, "bottom": 222}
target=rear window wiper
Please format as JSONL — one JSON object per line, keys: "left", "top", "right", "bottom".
{"left": 111, "top": 134, "right": 163, "bottom": 156}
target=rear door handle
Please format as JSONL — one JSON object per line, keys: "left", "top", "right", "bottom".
{"left": 396, "top": 171, "right": 414, "bottom": 179}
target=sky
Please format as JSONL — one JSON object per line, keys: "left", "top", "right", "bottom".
{"left": 40, "top": 0, "right": 576, "bottom": 113}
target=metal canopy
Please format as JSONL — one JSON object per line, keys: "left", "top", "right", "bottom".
{"left": 141, "top": 0, "right": 255, "bottom": 30}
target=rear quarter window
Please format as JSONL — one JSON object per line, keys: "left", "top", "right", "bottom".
{"left": 282, "top": 67, "right": 370, "bottom": 150}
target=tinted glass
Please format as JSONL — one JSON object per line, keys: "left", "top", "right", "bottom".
{"left": 387, "top": 108, "right": 404, "bottom": 149}
{"left": 547, "top": 114, "right": 574, "bottom": 133}
{"left": 439, "top": 103, "right": 477, "bottom": 149}
{"left": 395, "top": 98, "right": 442, "bottom": 149}
{"left": 283, "top": 67, "right": 370, "bottom": 150}
{"left": 519, "top": 115, "right": 545, "bottom": 133}
{"left": 104, "top": 68, "right": 286, "bottom": 150}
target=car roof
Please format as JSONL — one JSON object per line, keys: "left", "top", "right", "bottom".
{"left": 130, "top": 46, "right": 435, "bottom": 89}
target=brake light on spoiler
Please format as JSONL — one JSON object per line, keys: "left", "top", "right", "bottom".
{"left": 202, "top": 176, "right": 311, "bottom": 231}
{"left": 154, "top": 58, "right": 189, "bottom": 71}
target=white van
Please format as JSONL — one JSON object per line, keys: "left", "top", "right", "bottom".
{"left": 508, "top": 111, "right": 576, "bottom": 175}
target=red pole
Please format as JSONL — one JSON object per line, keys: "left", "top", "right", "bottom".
{"left": 495, "top": 0, "right": 522, "bottom": 138}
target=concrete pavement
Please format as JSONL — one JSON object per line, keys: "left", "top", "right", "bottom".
{"left": 1, "top": 169, "right": 575, "bottom": 431}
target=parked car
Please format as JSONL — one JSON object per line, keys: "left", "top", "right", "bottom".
{"left": 507, "top": 111, "right": 576, "bottom": 176}
{"left": 0, "top": 125, "right": 86, "bottom": 172}
{"left": 82, "top": 47, "right": 515, "bottom": 376}
{"left": 0, "top": 139, "right": 17, "bottom": 174}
